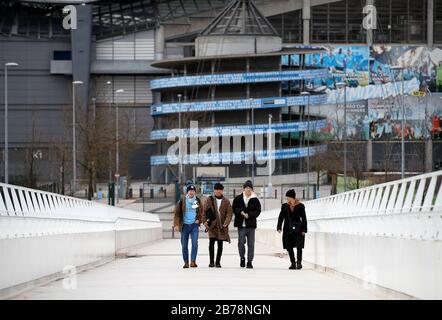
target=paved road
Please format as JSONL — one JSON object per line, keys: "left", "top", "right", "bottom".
{"left": 14, "top": 239, "right": 392, "bottom": 300}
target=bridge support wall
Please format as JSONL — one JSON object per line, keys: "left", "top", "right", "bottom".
{"left": 256, "top": 227, "right": 442, "bottom": 300}
{"left": 0, "top": 222, "right": 162, "bottom": 299}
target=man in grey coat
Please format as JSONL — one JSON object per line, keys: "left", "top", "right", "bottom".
{"left": 232, "top": 180, "right": 261, "bottom": 269}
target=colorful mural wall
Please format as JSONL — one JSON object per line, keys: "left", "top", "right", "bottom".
{"left": 371, "top": 46, "right": 442, "bottom": 93}
{"left": 368, "top": 94, "right": 442, "bottom": 141}
{"left": 283, "top": 45, "right": 442, "bottom": 141}
{"left": 314, "top": 101, "right": 370, "bottom": 141}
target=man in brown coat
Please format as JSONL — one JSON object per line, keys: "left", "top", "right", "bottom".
{"left": 202, "top": 182, "right": 233, "bottom": 268}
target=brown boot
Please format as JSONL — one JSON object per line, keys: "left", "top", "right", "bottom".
{"left": 190, "top": 261, "right": 198, "bottom": 268}
{"left": 183, "top": 262, "right": 189, "bottom": 268}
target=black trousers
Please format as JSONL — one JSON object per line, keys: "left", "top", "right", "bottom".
{"left": 287, "top": 247, "right": 303, "bottom": 264}
{"left": 209, "top": 238, "right": 223, "bottom": 263}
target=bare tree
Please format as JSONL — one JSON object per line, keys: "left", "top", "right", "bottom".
{"left": 310, "top": 129, "right": 329, "bottom": 192}
{"left": 348, "top": 142, "right": 366, "bottom": 190}
{"left": 76, "top": 104, "right": 114, "bottom": 200}
{"left": 381, "top": 141, "right": 397, "bottom": 183}
{"left": 21, "top": 111, "right": 42, "bottom": 189}
{"left": 118, "top": 107, "right": 150, "bottom": 198}
{"left": 51, "top": 105, "right": 72, "bottom": 195}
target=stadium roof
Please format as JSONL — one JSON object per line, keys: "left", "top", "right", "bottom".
{"left": 199, "top": 0, "right": 278, "bottom": 37}
{"left": 0, "top": 0, "right": 230, "bottom": 39}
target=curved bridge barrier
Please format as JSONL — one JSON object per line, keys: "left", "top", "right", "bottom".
{"left": 0, "top": 183, "right": 162, "bottom": 298}
{"left": 257, "top": 171, "right": 442, "bottom": 299}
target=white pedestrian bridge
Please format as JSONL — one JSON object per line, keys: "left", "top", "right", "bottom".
{"left": 1, "top": 171, "right": 441, "bottom": 300}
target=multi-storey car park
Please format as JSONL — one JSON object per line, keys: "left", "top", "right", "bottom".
{"left": 149, "top": 0, "right": 329, "bottom": 183}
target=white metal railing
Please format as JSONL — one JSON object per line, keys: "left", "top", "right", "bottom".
{"left": 306, "top": 170, "right": 442, "bottom": 220}
{"left": 258, "top": 171, "right": 442, "bottom": 241}
{"left": 0, "top": 183, "right": 160, "bottom": 239}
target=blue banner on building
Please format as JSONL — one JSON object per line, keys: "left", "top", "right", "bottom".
{"left": 150, "top": 69, "right": 329, "bottom": 90}
{"left": 151, "top": 94, "right": 328, "bottom": 115}
{"left": 150, "top": 120, "right": 328, "bottom": 140}
{"left": 150, "top": 145, "right": 327, "bottom": 166}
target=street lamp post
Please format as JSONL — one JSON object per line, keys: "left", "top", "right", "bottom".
{"left": 72, "top": 80, "right": 83, "bottom": 196}
{"left": 301, "top": 91, "right": 311, "bottom": 198}
{"left": 115, "top": 89, "right": 124, "bottom": 204}
{"left": 336, "top": 82, "right": 348, "bottom": 192}
{"left": 268, "top": 113, "right": 273, "bottom": 194}
{"left": 107, "top": 80, "right": 112, "bottom": 183}
{"left": 251, "top": 101, "right": 255, "bottom": 185}
{"left": 177, "top": 93, "right": 183, "bottom": 187}
{"left": 391, "top": 66, "right": 406, "bottom": 179}
{"left": 4, "top": 62, "right": 18, "bottom": 184}
{"left": 401, "top": 70, "right": 405, "bottom": 179}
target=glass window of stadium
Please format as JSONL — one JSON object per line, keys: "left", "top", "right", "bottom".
{"left": 374, "top": 0, "right": 427, "bottom": 43}
{"left": 307, "top": 0, "right": 427, "bottom": 44}
{"left": 268, "top": 10, "right": 303, "bottom": 43}
{"left": 435, "top": 0, "right": 442, "bottom": 43}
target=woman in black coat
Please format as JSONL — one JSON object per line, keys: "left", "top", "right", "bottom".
{"left": 277, "top": 189, "right": 307, "bottom": 270}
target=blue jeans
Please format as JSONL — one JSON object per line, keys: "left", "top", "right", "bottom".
{"left": 181, "top": 223, "right": 199, "bottom": 263}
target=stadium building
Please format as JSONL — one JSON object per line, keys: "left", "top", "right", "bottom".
{"left": 1, "top": 0, "right": 441, "bottom": 189}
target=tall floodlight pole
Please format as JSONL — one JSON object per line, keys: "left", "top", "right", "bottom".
{"left": 337, "top": 82, "right": 348, "bottom": 192}
{"left": 72, "top": 80, "right": 83, "bottom": 196}
{"left": 177, "top": 93, "right": 183, "bottom": 188}
{"left": 4, "top": 62, "right": 18, "bottom": 184}
{"left": 301, "top": 91, "right": 311, "bottom": 198}
{"left": 115, "top": 89, "right": 124, "bottom": 204}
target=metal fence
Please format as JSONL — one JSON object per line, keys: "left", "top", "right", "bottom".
{"left": 259, "top": 170, "right": 442, "bottom": 241}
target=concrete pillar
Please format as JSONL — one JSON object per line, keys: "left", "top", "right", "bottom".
{"left": 155, "top": 25, "right": 165, "bottom": 60}
{"left": 302, "top": 0, "right": 311, "bottom": 45}
{"left": 425, "top": 139, "right": 433, "bottom": 172}
{"left": 151, "top": 165, "right": 162, "bottom": 183}
{"left": 428, "top": 0, "right": 434, "bottom": 47}
{"left": 279, "top": 109, "right": 283, "bottom": 175}
{"left": 366, "top": 140, "right": 373, "bottom": 171}
{"left": 366, "top": 0, "right": 374, "bottom": 46}
{"left": 71, "top": 4, "right": 92, "bottom": 112}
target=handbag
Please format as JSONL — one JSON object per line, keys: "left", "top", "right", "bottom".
{"left": 205, "top": 206, "right": 216, "bottom": 227}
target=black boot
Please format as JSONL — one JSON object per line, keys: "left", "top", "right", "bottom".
{"left": 240, "top": 258, "right": 245, "bottom": 268}
{"left": 246, "top": 261, "right": 253, "bottom": 269}
{"left": 216, "top": 261, "right": 222, "bottom": 268}
{"left": 288, "top": 248, "right": 296, "bottom": 269}
{"left": 209, "top": 241, "right": 215, "bottom": 267}
{"left": 296, "top": 248, "right": 303, "bottom": 269}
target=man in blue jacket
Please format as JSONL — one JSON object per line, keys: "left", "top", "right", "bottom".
{"left": 173, "top": 183, "right": 202, "bottom": 268}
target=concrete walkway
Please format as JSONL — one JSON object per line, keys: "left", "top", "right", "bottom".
{"left": 14, "top": 239, "right": 392, "bottom": 300}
